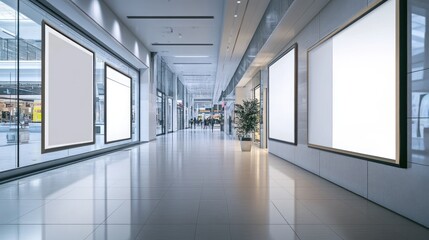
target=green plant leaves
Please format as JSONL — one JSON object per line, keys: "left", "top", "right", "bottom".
{"left": 234, "top": 98, "right": 259, "bottom": 138}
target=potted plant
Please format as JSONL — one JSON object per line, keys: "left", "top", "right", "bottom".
{"left": 234, "top": 98, "right": 259, "bottom": 151}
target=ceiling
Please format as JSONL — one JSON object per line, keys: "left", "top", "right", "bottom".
{"left": 102, "top": 0, "right": 269, "bottom": 101}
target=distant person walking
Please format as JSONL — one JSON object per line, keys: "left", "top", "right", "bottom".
{"left": 193, "top": 117, "right": 197, "bottom": 129}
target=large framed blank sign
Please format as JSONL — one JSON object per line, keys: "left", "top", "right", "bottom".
{"left": 105, "top": 64, "right": 132, "bottom": 144}
{"left": 308, "top": 0, "right": 406, "bottom": 167}
{"left": 42, "top": 22, "right": 95, "bottom": 153}
{"left": 268, "top": 44, "right": 297, "bottom": 145}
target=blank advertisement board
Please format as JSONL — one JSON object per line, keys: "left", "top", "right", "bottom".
{"left": 105, "top": 64, "right": 132, "bottom": 143}
{"left": 268, "top": 44, "right": 297, "bottom": 145}
{"left": 307, "top": 0, "right": 406, "bottom": 167}
{"left": 42, "top": 22, "right": 95, "bottom": 153}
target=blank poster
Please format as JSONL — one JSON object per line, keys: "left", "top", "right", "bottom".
{"left": 105, "top": 64, "right": 132, "bottom": 143}
{"left": 308, "top": 0, "right": 399, "bottom": 163}
{"left": 268, "top": 45, "right": 297, "bottom": 144}
{"left": 43, "top": 23, "right": 94, "bottom": 152}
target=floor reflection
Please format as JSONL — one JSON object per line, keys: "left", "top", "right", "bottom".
{"left": 0, "top": 129, "right": 427, "bottom": 240}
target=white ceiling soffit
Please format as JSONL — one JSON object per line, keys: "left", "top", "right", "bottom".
{"left": 213, "top": 0, "right": 270, "bottom": 102}
{"left": 235, "top": 0, "right": 330, "bottom": 87}
{"left": 101, "top": 0, "right": 224, "bottom": 99}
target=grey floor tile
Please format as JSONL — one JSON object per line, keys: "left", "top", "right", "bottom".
{"left": 343, "top": 199, "right": 415, "bottom": 225}
{"left": 227, "top": 199, "right": 287, "bottom": 224}
{"left": 171, "top": 179, "right": 204, "bottom": 187}
{"left": 0, "top": 199, "right": 47, "bottom": 224}
{"left": 105, "top": 200, "right": 159, "bottom": 224}
{"left": 0, "top": 129, "right": 426, "bottom": 240}
{"left": 163, "top": 187, "right": 202, "bottom": 199}
{"left": 230, "top": 225, "right": 299, "bottom": 240}
{"left": 0, "top": 183, "right": 74, "bottom": 200}
{"left": 291, "top": 224, "right": 342, "bottom": 240}
{"left": 12, "top": 199, "right": 124, "bottom": 224}
{"left": 145, "top": 199, "right": 200, "bottom": 224}
{"left": 330, "top": 224, "right": 429, "bottom": 240}
{"left": 201, "top": 187, "right": 226, "bottom": 199}
{"left": 272, "top": 200, "right": 323, "bottom": 224}
{"left": 196, "top": 225, "right": 231, "bottom": 240}
{"left": 225, "top": 187, "right": 294, "bottom": 201}
{"left": 85, "top": 225, "right": 143, "bottom": 240}
{"left": 203, "top": 180, "right": 224, "bottom": 188}
{"left": 136, "top": 225, "right": 196, "bottom": 240}
{"left": 197, "top": 200, "right": 229, "bottom": 224}
{"left": 0, "top": 225, "right": 97, "bottom": 240}
{"left": 60, "top": 187, "right": 167, "bottom": 200}
{"left": 300, "top": 199, "right": 370, "bottom": 225}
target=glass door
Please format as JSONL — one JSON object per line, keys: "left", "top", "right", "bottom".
{"left": 167, "top": 97, "right": 173, "bottom": 133}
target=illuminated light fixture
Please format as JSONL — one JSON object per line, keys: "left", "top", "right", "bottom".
{"left": 174, "top": 55, "right": 210, "bottom": 58}
{"left": 237, "top": 0, "right": 241, "bottom": 3}
{"left": 234, "top": 14, "right": 238, "bottom": 18}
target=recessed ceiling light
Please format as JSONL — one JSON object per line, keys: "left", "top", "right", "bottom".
{"left": 234, "top": 14, "right": 238, "bottom": 18}
{"left": 237, "top": 0, "right": 241, "bottom": 3}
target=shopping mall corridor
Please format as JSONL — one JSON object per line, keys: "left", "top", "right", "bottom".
{"left": 0, "top": 129, "right": 428, "bottom": 240}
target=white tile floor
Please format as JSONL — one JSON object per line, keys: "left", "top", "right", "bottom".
{"left": 0, "top": 129, "right": 428, "bottom": 240}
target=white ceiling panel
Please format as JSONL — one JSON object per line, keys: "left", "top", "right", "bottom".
{"left": 102, "top": 0, "right": 269, "bottom": 100}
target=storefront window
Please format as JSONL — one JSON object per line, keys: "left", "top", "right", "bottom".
{"left": 0, "top": 0, "right": 140, "bottom": 172}
{"left": 0, "top": 0, "right": 17, "bottom": 171}
{"left": 177, "top": 101, "right": 184, "bottom": 130}
{"left": 156, "top": 90, "right": 165, "bottom": 135}
{"left": 167, "top": 97, "right": 173, "bottom": 133}
{"left": 254, "top": 85, "right": 261, "bottom": 143}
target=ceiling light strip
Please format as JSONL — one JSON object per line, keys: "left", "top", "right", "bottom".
{"left": 152, "top": 43, "right": 213, "bottom": 46}
{"left": 174, "top": 63, "right": 212, "bottom": 65}
{"left": 183, "top": 75, "right": 212, "bottom": 76}
{"left": 174, "top": 56, "right": 210, "bottom": 58}
{"left": 127, "top": 16, "right": 214, "bottom": 19}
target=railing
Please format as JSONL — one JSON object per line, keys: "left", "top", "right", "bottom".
{"left": 0, "top": 39, "right": 41, "bottom": 61}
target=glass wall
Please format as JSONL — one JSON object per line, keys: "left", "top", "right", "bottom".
{"left": 254, "top": 85, "right": 261, "bottom": 143}
{"left": 177, "top": 79, "right": 184, "bottom": 130}
{"left": 156, "top": 90, "right": 165, "bottom": 135}
{"left": 155, "top": 56, "right": 188, "bottom": 134}
{"left": 0, "top": 0, "right": 140, "bottom": 172}
{"left": 411, "top": 0, "right": 429, "bottom": 153}
{"left": 0, "top": 0, "right": 17, "bottom": 171}
{"left": 167, "top": 97, "right": 173, "bottom": 133}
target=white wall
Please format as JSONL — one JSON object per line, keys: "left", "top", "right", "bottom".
{"left": 140, "top": 68, "right": 157, "bottom": 141}
{"left": 69, "top": 0, "right": 150, "bottom": 68}
{"left": 268, "top": 0, "right": 429, "bottom": 228}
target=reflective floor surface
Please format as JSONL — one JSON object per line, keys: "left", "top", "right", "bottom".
{"left": 0, "top": 129, "right": 428, "bottom": 240}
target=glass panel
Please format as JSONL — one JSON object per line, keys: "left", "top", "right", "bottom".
{"left": 95, "top": 57, "right": 104, "bottom": 146}
{"left": 167, "top": 97, "right": 173, "bottom": 132}
{"left": 254, "top": 85, "right": 261, "bottom": 143}
{"left": 410, "top": 1, "right": 427, "bottom": 72}
{"left": 410, "top": 0, "right": 429, "bottom": 155}
{"left": 130, "top": 69, "right": 139, "bottom": 141}
{"left": 12, "top": 0, "right": 140, "bottom": 169}
{"left": 0, "top": 0, "right": 18, "bottom": 171}
{"left": 156, "top": 91, "right": 164, "bottom": 135}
